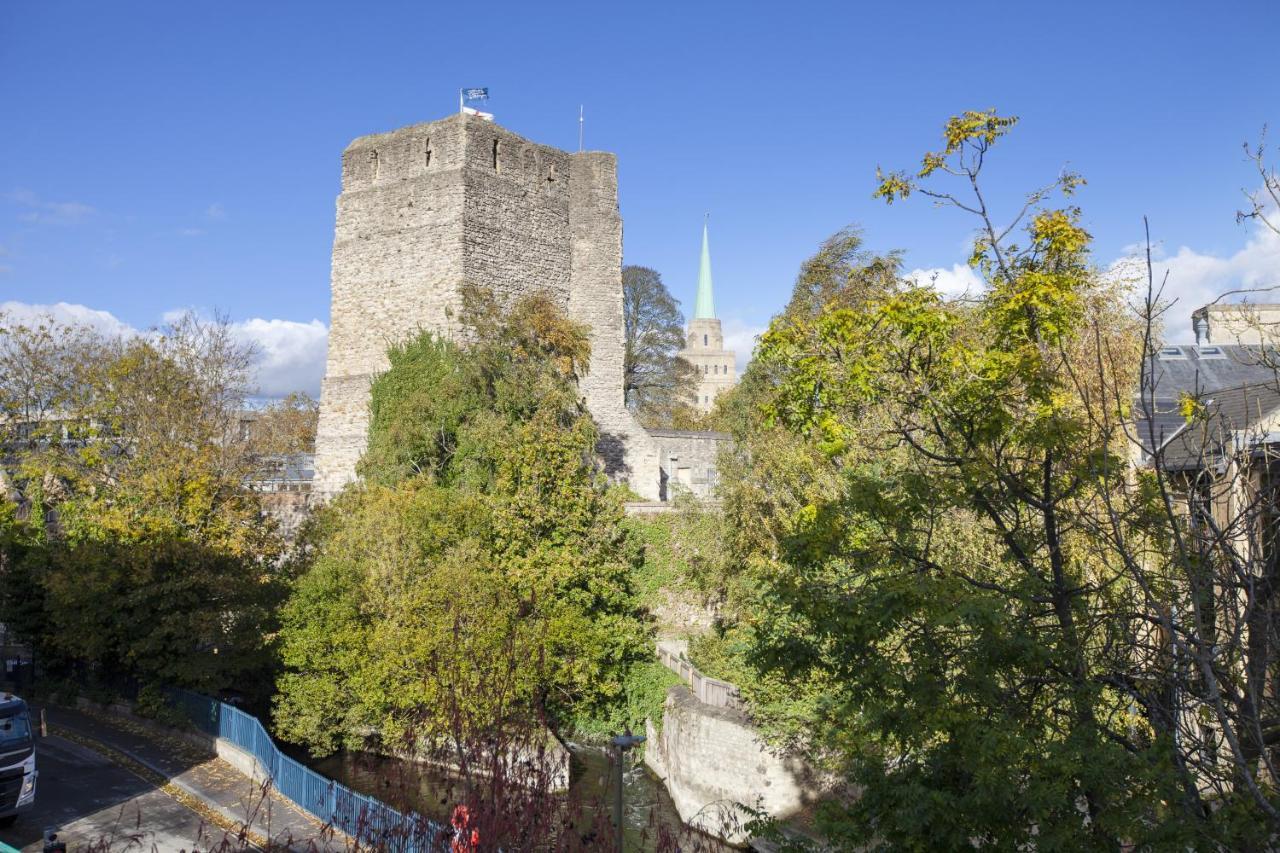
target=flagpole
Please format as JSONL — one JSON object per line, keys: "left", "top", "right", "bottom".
{"left": 459, "top": 88, "right": 464, "bottom": 115}
{"left": 578, "top": 105, "right": 584, "bottom": 152}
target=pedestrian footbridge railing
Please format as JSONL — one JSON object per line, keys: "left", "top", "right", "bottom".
{"left": 165, "top": 688, "right": 443, "bottom": 851}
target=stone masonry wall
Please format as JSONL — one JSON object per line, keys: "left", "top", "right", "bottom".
{"left": 648, "top": 429, "right": 731, "bottom": 500}
{"left": 568, "top": 152, "right": 660, "bottom": 497}
{"left": 644, "top": 685, "right": 827, "bottom": 845}
{"left": 314, "top": 113, "right": 659, "bottom": 498}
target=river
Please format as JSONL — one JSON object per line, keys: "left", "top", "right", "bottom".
{"left": 305, "top": 742, "right": 734, "bottom": 851}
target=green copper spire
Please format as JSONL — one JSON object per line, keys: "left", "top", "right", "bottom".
{"left": 693, "top": 218, "right": 716, "bottom": 320}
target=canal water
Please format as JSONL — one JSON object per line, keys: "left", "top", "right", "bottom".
{"left": 306, "top": 741, "right": 733, "bottom": 851}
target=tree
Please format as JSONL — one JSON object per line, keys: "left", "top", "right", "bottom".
{"left": 249, "top": 391, "right": 320, "bottom": 457}
{"left": 1239, "top": 125, "right": 1280, "bottom": 238}
{"left": 0, "top": 312, "right": 284, "bottom": 695}
{"left": 622, "top": 265, "right": 698, "bottom": 426}
{"left": 722, "top": 111, "right": 1280, "bottom": 849}
{"left": 275, "top": 288, "right": 654, "bottom": 756}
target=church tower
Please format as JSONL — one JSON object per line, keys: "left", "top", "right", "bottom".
{"left": 679, "top": 221, "right": 737, "bottom": 412}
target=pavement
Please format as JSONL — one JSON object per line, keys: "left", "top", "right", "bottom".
{"left": 0, "top": 704, "right": 347, "bottom": 852}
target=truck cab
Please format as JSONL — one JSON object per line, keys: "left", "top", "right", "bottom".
{"left": 0, "top": 693, "right": 36, "bottom": 828}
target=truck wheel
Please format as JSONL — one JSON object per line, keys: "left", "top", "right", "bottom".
{"left": 0, "top": 815, "right": 16, "bottom": 828}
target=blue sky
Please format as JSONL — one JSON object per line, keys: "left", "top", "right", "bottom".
{"left": 3, "top": 1, "right": 1279, "bottom": 395}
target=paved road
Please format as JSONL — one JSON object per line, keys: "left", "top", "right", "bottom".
{"left": 0, "top": 733, "right": 217, "bottom": 852}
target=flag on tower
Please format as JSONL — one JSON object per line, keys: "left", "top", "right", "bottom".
{"left": 459, "top": 87, "right": 494, "bottom": 120}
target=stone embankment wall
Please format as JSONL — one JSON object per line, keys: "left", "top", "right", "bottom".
{"left": 644, "top": 685, "right": 826, "bottom": 846}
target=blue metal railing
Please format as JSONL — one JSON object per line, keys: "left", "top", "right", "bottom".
{"left": 166, "top": 689, "right": 443, "bottom": 851}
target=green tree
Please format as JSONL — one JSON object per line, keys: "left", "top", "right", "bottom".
{"left": 728, "top": 112, "right": 1266, "bottom": 849}
{"left": 0, "top": 312, "right": 283, "bottom": 695}
{"left": 276, "top": 289, "right": 654, "bottom": 754}
{"left": 623, "top": 265, "right": 698, "bottom": 427}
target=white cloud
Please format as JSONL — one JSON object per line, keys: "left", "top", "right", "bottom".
{"left": 231, "top": 317, "right": 328, "bottom": 397}
{"left": 179, "top": 227, "right": 206, "bottom": 237}
{"left": 6, "top": 188, "right": 95, "bottom": 225}
{"left": 721, "top": 317, "right": 767, "bottom": 374}
{"left": 0, "top": 301, "right": 328, "bottom": 398}
{"left": 206, "top": 202, "right": 226, "bottom": 220}
{"left": 906, "top": 263, "right": 986, "bottom": 299}
{"left": 1135, "top": 220, "right": 1280, "bottom": 342}
{"left": 0, "top": 300, "right": 138, "bottom": 338}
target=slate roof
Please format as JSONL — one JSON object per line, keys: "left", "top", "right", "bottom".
{"left": 247, "top": 452, "right": 315, "bottom": 484}
{"left": 1148, "top": 382, "right": 1280, "bottom": 472}
{"left": 1143, "top": 344, "right": 1278, "bottom": 399}
{"left": 1134, "top": 344, "right": 1280, "bottom": 464}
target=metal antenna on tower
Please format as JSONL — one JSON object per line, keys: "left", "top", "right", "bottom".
{"left": 578, "top": 105, "right": 584, "bottom": 152}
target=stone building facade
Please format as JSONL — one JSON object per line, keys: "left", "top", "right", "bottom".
{"left": 1192, "top": 302, "right": 1280, "bottom": 346}
{"left": 649, "top": 429, "right": 728, "bottom": 500}
{"left": 313, "top": 113, "right": 660, "bottom": 499}
{"left": 678, "top": 223, "right": 737, "bottom": 412}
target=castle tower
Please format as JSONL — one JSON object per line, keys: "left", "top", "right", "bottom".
{"left": 312, "top": 113, "right": 660, "bottom": 499}
{"left": 679, "top": 222, "right": 737, "bottom": 412}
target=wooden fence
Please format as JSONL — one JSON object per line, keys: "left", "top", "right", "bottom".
{"left": 655, "top": 641, "right": 743, "bottom": 710}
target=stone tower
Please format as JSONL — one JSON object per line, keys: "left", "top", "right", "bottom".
{"left": 679, "top": 222, "right": 737, "bottom": 412}
{"left": 312, "top": 113, "right": 660, "bottom": 499}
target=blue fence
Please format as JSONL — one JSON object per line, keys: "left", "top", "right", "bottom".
{"left": 166, "top": 689, "right": 444, "bottom": 851}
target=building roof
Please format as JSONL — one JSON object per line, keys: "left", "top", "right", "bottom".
{"left": 247, "top": 452, "right": 315, "bottom": 484}
{"left": 1143, "top": 344, "right": 1277, "bottom": 399}
{"left": 1151, "top": 382, "right": 1280, "bottom": 471}
{"left": 1134, "top": 344, "right": 1280, "bottom": 461}
{"left": 693, "top": 220, "right": 716, "bottom": 320}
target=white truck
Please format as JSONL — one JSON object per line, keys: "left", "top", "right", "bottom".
{"left": 0, "top": 693, "right": 36, "bottom": 828}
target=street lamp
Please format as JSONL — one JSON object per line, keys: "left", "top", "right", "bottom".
{"left": 610, "top": 732, "right": 646, "bottom": 853}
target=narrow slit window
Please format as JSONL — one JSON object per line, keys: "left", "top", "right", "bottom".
{"left": 424, "top": 139, "right": 432, "bottom": 168}
{"left": 492, "top": 139, "right": 500, "bottom": 171}
{"left": 703, "top": 333, "right": 708, "bottom": 346}
{"left": 369, "top": 149, "right": 380, "bottom": 180}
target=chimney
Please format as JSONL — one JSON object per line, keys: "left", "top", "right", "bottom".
{"left": 1192, "top": 309, "right": 1210, "bottom": 345}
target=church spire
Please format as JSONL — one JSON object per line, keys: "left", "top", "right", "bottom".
{"left": 693, "top": 217, "right": 716, "bottom": 320}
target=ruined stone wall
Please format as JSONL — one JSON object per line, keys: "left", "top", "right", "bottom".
{"left": 649, "top": 428, "right": 731, "bottom": 500}
{"left": 314, "top": 114, "right": 660, "bottom": 499}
